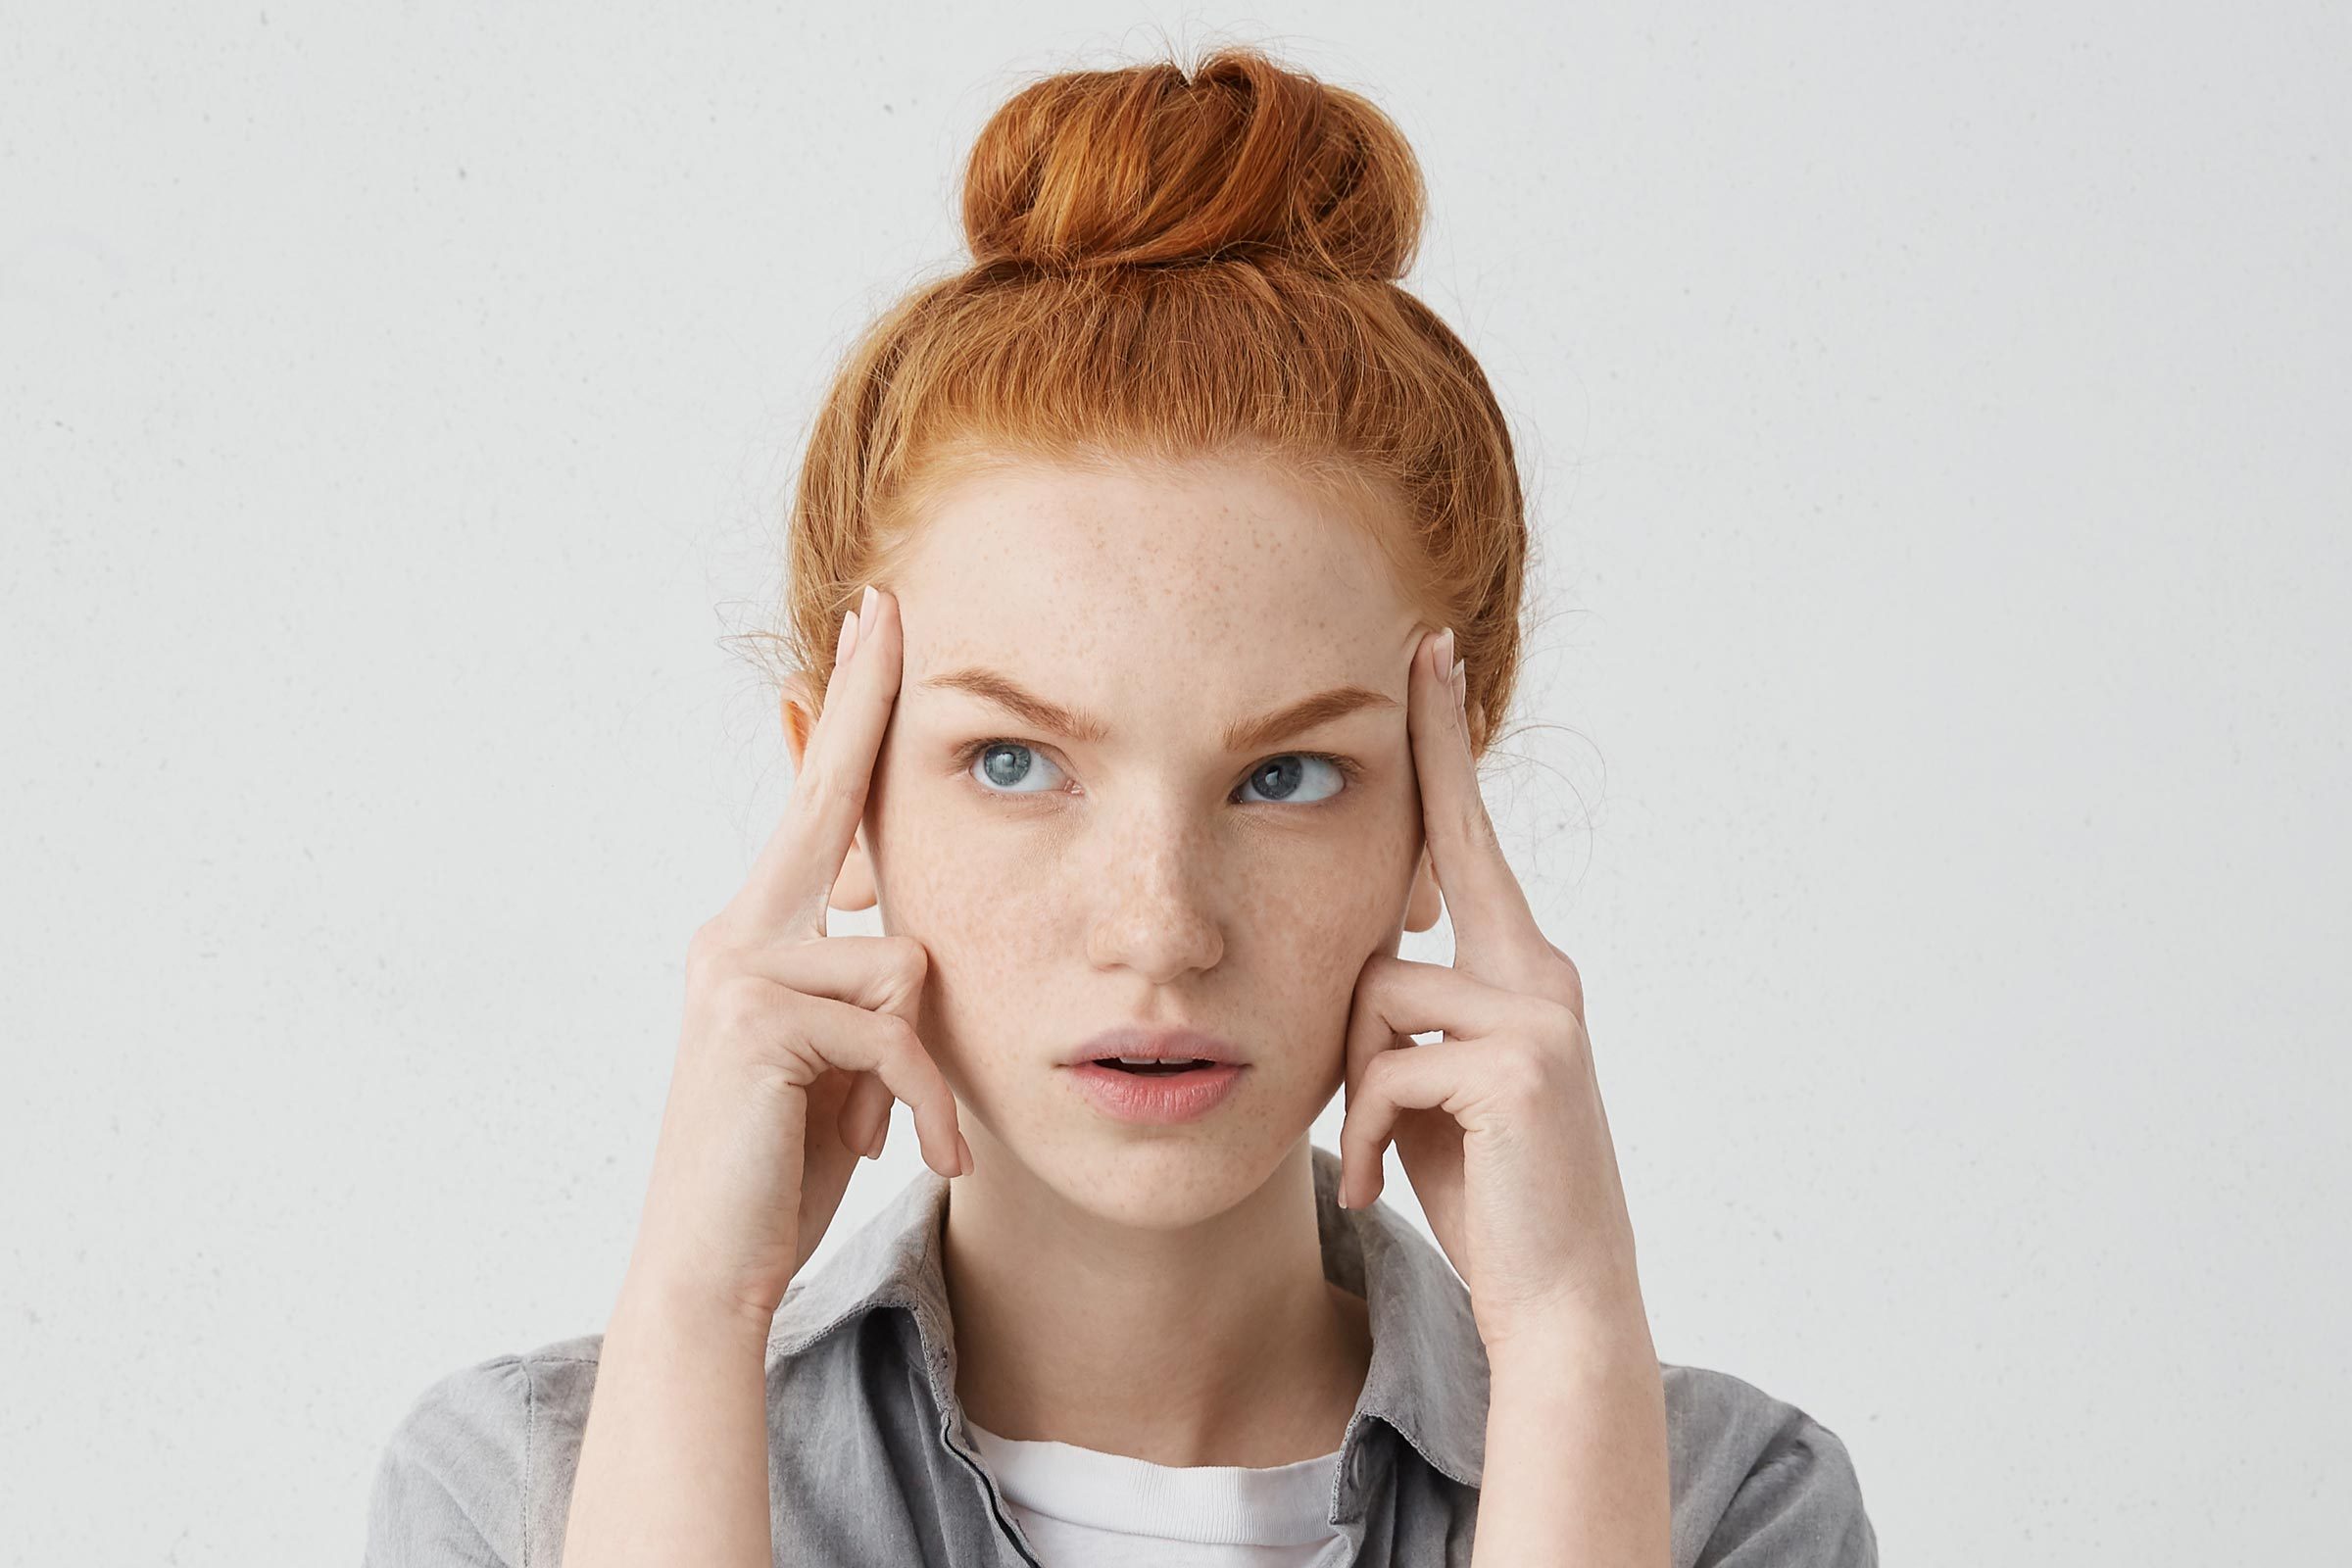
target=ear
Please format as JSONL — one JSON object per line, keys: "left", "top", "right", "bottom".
{"left": 1402, "top": 841, "right": 1444, "bottom": 934}
{"left": 781, "top": 676, "right": 880, "bottom": 912}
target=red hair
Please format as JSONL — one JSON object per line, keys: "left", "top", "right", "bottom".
{"left": 758, "top": 43, "right": 1529, "bottom": 756}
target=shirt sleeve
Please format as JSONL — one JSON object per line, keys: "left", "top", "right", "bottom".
{"left": 1694, "top": 1408, "right": 1879, "bottom": 1567}
{"left": 363, "top": 1355, "right": 534, "bottom": 1568}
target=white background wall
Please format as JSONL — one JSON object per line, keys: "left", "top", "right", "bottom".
{"left": 5, "top": 3, "right": 2344, "bottom": 1562}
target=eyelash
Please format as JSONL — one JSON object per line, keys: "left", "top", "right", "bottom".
{"left": 950, "top": 738, "right": 1365, "bottom": 806}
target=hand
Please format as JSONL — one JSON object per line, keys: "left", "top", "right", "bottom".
{"left": 1337, "top": 626, "right": 1644, "bottom": 1352}
{"left": 626, "top": 583, "right": 970, "bottom": 1328}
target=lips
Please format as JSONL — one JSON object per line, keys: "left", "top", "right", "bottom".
{"left": 1061, "top": 1026, "right": 1244, "bottom": 1067}
{"left": 1067, "top": 1059, "right": 1246, "bottom": 1123}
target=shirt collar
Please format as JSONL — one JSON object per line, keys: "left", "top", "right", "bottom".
{"left": 765, "top": 1142, "right": 1489, "bottom": 1491}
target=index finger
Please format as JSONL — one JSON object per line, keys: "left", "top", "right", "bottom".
{"left": 1408, "top": 625, "right": 1546, "bottom": 983}
{"left": 732, "top": 582, "right": 903, "bottom": 938}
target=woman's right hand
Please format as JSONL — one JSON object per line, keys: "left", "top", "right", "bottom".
{"left": 624, "top": 583, "right": 969, "bottom": 1328}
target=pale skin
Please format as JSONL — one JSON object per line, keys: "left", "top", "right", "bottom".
{"left": 560, "top": 452, "right": 1667, "bottom": 1565}
{"left": 793, "top": 455, "right": 1669, "bottom": 1560}
{"left": 797, "top": 457, "right": 1414, "bottom": 1467}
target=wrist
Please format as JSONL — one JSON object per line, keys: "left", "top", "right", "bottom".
{"left": 613, "top": 1258, "right": 784, "bottom": 1347}
{"left": 1482, "top": 1300, "right": 1657, "bottom": 1380}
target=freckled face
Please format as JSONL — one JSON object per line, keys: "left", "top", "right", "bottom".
{"left": 859, "top": 455, "right": 1431, "bottom": 1224}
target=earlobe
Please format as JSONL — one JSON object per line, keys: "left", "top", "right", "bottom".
{"left": 830, "top": 835, "right": 880, "bottom": 911}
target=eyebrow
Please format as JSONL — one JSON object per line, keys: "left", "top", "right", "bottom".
{"left": 914, "top": 666, "right": 1399, "bottom": 754}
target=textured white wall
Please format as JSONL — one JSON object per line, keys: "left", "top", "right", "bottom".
{"left": 5, "top": 3, "right": 2344, "bottom": 1562}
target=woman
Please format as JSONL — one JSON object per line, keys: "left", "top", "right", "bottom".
{"left": 366, "top": 45, "right": 1877, "bottom": 1568}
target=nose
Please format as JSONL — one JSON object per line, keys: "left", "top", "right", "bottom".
{"left": 1083, "top": 815, "right": 1225, "bottom": 984}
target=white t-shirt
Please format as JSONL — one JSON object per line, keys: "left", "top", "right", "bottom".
{"left": 962, "top": 1415, "right": 1348, "bottom": 1566}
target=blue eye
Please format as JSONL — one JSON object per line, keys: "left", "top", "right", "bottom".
{"left": 964, "top": 740, "right": 1068, "bottom": 796}
{"left": 1234, "top": 753, "right": 1349, "bottom": 805}
{"left": 956, "top": 740, "right": 1358, "bottom": 806}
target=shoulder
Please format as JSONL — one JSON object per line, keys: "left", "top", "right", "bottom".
{"left": 363, "top": 1320, "right": 922, "bottom": 1565}
{"left": 1658, "top": 1360, "right": 1879, "bottom": 1568}
{"left": 363, "top": 1336, "right": 605, "bottom": 1568}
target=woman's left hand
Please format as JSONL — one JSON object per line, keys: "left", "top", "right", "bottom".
{"left": 1338, "top": 626, "right": 1646, "bottom": 1354}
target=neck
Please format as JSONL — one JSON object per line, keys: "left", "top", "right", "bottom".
{"left": 941, "top": 1135, "right": 1372, "bottom": 1469}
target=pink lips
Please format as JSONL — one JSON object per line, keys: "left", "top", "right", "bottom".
{"left": 1066, "top": 1060, "right": 1246, "bottom": 1123}
{"left": 1060, "top": 1026, "right": 1244, "bottom": 1066}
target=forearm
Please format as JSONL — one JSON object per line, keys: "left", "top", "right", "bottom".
{"left": 562, "top": 1269, "right": 776, "bottom": 1567}
{"left": 1471, "top": 1313, "right": 1671, "bottom": 1568}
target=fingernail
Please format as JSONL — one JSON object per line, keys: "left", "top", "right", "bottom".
{"left": 836, "top": 609, "right": 858, "bottom": 669}
{"left": 956, "top": 1131, "right": 975, "bottom": 1177}
{"left": 860, "top": 582, "right": 879, "bottom": 623}
{"left": 1338, "top": 1185, "right": 1351, "bottom": 1210}
{"left": 1450, "top": 657, "right": 1467, "bottom": 712}
{"left": 1436, "top": 626, "right": 1455, "bottom": 676}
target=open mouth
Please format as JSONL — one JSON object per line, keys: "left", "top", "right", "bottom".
{"left": 1094, "top": 1058, "right": 1219, "bottom": 1075}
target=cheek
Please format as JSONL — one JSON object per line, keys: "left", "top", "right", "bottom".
{"left": 869, "top": 781, "right": 1046, "bottom": 928}
{"left": 893, "top": 845, "right": 1069, "bottom": 968}
{"left": 1239, "top": 809, "right": 1424, "bottom": 1002}
{"left": 861, "top": 784, "right": 1069, "bottom": 1049}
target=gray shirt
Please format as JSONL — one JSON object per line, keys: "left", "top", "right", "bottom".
{"left": 365, "top": 1144, "right": 1877, "bottom": 1565}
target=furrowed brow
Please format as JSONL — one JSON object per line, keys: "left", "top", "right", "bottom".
{"left": 916, "top": 667, "right": 1397, "bottom": 753}
{"left": 916, "top": 668, "right": 1110, "bottom": 743}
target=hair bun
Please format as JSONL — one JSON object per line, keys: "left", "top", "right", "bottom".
{"left": 960, "top": 46, "right": 1426, "bottom": 282}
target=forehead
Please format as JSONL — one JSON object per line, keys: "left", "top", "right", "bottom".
{"left": 891, "top": 455, "right": 1411, "bottom": 638}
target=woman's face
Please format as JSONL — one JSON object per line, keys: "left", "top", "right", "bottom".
{"left": 841, "top": 455, "right": 1441, "bottom": 1225}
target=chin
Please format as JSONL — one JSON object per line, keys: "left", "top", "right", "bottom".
{"left": 1016, "top": 1123, "right": 1285, "bottom": 1228}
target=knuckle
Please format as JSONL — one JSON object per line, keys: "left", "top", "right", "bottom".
{"left": 685, "top": 919, "right": 730, "bottom": 970}
{"left": 793, "top": 760, "right": 859, "bottom": 814}
{"left": 686, "top": 919, "right": 760, "bottom": 984}
{"left": 684, "top": 949, "right": 727, "bottom": 998}
{"left": 710, "top": 974, "right": 782, "bottom": 1038}
{"left": 744, "top": 1060, "right": 808, "bottom": 1109}
{"left": 1538, "top": 998, "right": 1589, "bottom": 1057}
{"left": 1496, "top": 1042, "right": 1556, "bottom": 1101}
{"left": 877, "top": 1009, "right": 922, "bottom": 1056}
{"left": 850, "top": 1006, "right": 919, "bottom": 1070}
{"left": 887, "top": 936, "right": 930, "bottom": 989}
